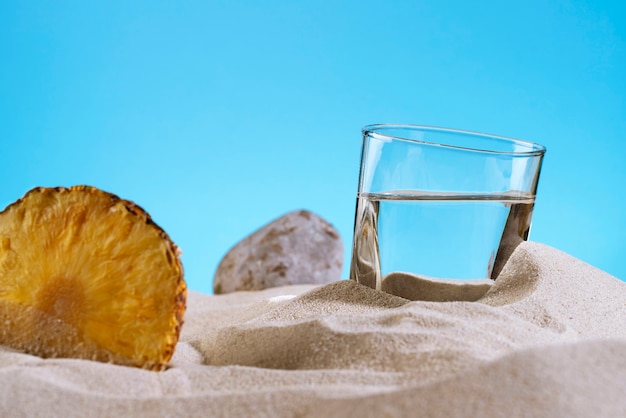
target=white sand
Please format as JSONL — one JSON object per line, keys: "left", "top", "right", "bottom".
{"left": 1, "top": 241, "right": 625, "bottom": 417}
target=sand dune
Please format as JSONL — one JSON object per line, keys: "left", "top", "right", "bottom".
{"left": 1, "top": 241, "right": 625, "bottom": 417}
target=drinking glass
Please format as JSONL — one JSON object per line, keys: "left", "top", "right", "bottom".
{"left": 349, "top": 124, "right": 546, "bottom": 301}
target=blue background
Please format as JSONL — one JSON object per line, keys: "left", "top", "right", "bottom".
{"left": 1, "top": 0, "right": 624, "bottom": 293}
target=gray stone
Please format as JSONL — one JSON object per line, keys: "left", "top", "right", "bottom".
{"left": 213, "top": 210, "right": 344, "bottom": 294}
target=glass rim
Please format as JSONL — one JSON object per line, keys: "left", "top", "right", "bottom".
{"left": 362, "top": 123, "right": 547, "bottom": 156}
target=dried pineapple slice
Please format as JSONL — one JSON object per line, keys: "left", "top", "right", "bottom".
{"left": 0, "top": 186, "right": 186, "bottom": 370}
